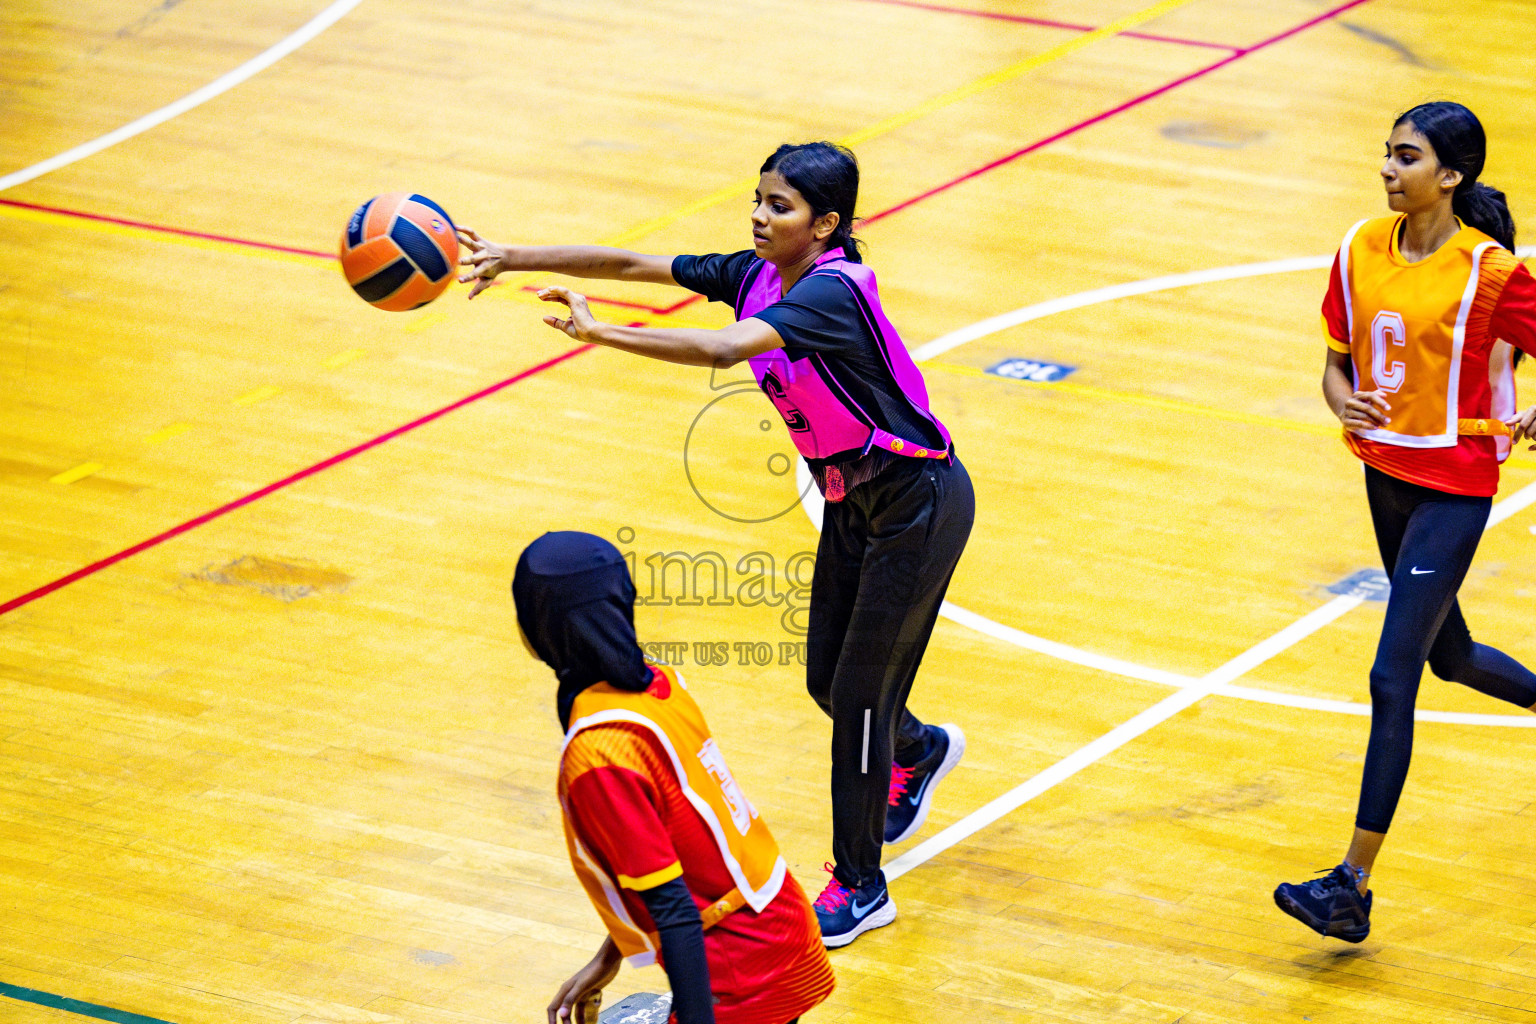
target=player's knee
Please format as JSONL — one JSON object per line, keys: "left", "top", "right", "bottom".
{"left": 1367, "top": 666, "right": 1415, "bottom": 709}
{"left": 1426, "top": 648, "right": 1465, "bottom": 682}
{"left": 806, "top": 672, "right": 833, "bottom": 710}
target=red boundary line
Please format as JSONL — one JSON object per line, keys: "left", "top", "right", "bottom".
{"left": 0, "top": 196, "right": 702, "bottom": 315}
{"left": 3, "top": 0, "right": 1370, "bottom": 616}
{"left": 0, "top": 197, "right": 333, "bottom": 259}
{"left": 853, "top": 0, "right": 1242, "bottom": 52}
{"left": 863, "top": 0, "right": 1372, "bottom": 226}
{"left": 520, "top": 285, "right": 703, "bottom": 317}
{"left": 0, "top": 346, "right": 594, "bottom": 616}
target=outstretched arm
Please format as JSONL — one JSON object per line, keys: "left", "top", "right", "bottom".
{"left": 457, "top": 227, "right": 677, "bottom": 298}
{"left": 540, "top": 286, "right": 783, "bottom": 367}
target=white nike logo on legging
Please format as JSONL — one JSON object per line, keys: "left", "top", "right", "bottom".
{"left": 1410, "top": 567, "right": 1435, "bottom": 575}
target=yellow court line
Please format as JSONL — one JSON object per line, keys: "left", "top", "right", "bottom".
{"left": 50, "top": 462, "right": 104, "bottom": 485}
{"left": 145, "top": 422, "right": 193, "bottom": 443}
{"left": 840, "top": 0, "right": 1197, "bottom": 148}
{"left": 323, "top": 348, "right": 367, "bottom": 369}
{"left": 605, "top": 0, "right": 1198, "bottom": 247}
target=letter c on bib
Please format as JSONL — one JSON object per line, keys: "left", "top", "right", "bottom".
{"left": 1370, "top": 310, "right": 1408, "bottom": 394}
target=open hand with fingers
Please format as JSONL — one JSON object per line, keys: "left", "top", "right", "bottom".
{"left": 1505, "top": 404, "right": 1536, "bottom": 449}
{"left": 540, "top": 286, "right": 600, "bottom": 342}
{"left": 455, "top": 225, "right": 518, "bottom": 299}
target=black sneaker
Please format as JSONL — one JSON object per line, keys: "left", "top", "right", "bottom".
{"left": 884, "top": 723, "right": 965, "bottom": 844}
{"left": 1273, "top": 863, "right": 1372, "bottom": 942}
{"left": 812, "top": 865, "right": 896, "bottom": 948}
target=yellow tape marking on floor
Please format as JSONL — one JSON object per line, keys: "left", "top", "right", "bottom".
{"left": 841, "top": 0, "right": 1198, "bottom": 148}
{"left": 233, "top": 385, "right": 283, "bottom": 407}
{"left": 145, "top": 422, "right": 193, "bottom": 443}
{"left": 323, "top": 348, "right": 367, "bottom": 369}
{"left": 50, "top": 462, "right": 105, "bottom": 484}
{"left": 404, "top": 310, "right": 450, "bottom": 333}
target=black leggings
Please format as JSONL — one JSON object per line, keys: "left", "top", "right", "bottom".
{"left": 808, "top": 455, "right": 975, "bottom": 888}
{"left": 1356, "top": 466, "right": 1536, "bottom": 833}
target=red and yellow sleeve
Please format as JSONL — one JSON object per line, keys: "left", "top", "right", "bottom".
{"left": 1490, "top": 260, "right": 1536, "bottom": 358}
{"left": 563, "top": 726, "right": 684, "bottom": 891}
{"left": 1321, "top": 251, "right": 1351, "bottom": 353}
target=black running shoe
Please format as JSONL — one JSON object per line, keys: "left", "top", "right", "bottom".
{"left": 1273, "top": 863, "right": 1372, "bottom": 942}
{"left": 813, "top": 865, "right": 896, "bottom": 948}
{"left": 884, "top": 723, "right": 965, "bottom": 844}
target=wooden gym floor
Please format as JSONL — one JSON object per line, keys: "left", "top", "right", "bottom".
{"left": 3, "top": 0, "right": 1536, "bottom": 1021}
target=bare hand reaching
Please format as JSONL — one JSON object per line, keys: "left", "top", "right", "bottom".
{"left": 539, "top": 286, "right": 600, "bottom": 342}
{"left": 455, "top": 226, "right": 514, "bottom": 299}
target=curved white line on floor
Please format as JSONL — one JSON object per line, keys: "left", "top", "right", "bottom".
{"left": 798, "top": 251, "right": 1536, "bottom": 727}
{"left": 0, "top": 0, "right": 366, "bottom": 193}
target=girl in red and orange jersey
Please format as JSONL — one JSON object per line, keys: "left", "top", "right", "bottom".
{"left": 513, "top": 531, "right": 834, "bottom": 1024}
{"left": 1275, "top": 102, "right": 1536, "bottom": 943}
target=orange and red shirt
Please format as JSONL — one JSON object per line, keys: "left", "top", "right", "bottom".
{"left": 1322, "top": 215, "right": 1536, "bottom": 495}
{"left": 559, "top": 668, "right": 834, "bottom": 1024}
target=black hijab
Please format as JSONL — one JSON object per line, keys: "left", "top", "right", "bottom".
{"left": 512, "top": 531, "right": 652, "bottom": 729}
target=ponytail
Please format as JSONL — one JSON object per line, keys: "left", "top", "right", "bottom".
{"left": 760, "top": 142, "right": 864, "bottom": 263}
{"left": 829, "top": 221, "right": 865, "bottom": 264}
{"left": 1453, "top": 180, "right": 1516, "bottom": 253}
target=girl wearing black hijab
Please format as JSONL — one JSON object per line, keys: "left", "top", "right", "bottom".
{"left": 514, "top": 532, "right": 833, "bottom": 1024}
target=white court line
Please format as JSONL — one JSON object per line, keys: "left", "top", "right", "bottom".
{"left": 0, "top": 0, "right": 366, "bottom": 193}
{"left": 798, "top": 456, "right": 1536, "bottom": 729}
{"left": 867, "top": 252, "right": 1536, "bottom": 878}
{"left": 885, "top": 593, "right": 1364, "bottom": 879}
{"left": 910, "top": 256, "right": 1331, "bottom": 363}
{"left": 888, "top": 472, "right": 1536, "bottom": 880}
{"left": 802, "top": 251, "right": 1536, "bottom": 730}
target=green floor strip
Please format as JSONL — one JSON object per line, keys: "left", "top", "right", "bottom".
{"left": 0, "top": 981, "right": 180, "bottom": 1024}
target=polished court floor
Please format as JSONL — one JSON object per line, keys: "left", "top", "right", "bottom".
{"left": 3, "top": 1, "right": 1536, "bottom": 1022}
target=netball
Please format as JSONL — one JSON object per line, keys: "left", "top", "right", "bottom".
{"left": 338, "top": 192, "right": 458, "bottom": 311}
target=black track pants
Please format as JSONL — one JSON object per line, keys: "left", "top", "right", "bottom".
{"left": 807, "top": 455, "right": 974, "bottom": 888}
{"left": 1356, "top": 466, "right": 1536, "bottom": 833}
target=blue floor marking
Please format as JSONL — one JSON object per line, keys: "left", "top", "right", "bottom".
{"left": 0, "top": 981, "right": 180, "bottom": 1024}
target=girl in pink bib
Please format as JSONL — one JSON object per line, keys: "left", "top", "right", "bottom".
{"left": 460, "top": 142, "right": 974, "bottom": 948}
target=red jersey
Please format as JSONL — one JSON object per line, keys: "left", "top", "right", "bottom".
{"left": 1322, "top": 215, "right": 1536, "bottom": 495}
{"left": 561, "top": 709, "right": 833, "bottom": 1024}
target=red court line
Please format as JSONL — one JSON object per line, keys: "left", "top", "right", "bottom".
{"left": 863, "top": 0, "right": 1373, "bottom": 226}
{"left": 0, "top": 197, "right": 333, "bottom": 259}
{"left": 854, "top": 0, "right": 1242, "bottom": 52}
{"left": 0, "top": 345, "right": 595, "bottom": 617}
{"left": 521, "top": 285, "right": 703, "bottom": 316}
{"left": 2, "top": 196, "right": 699, "bottom": 315}
{"left": 6, "top": 0, "right": 1368, "bottom": 616}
